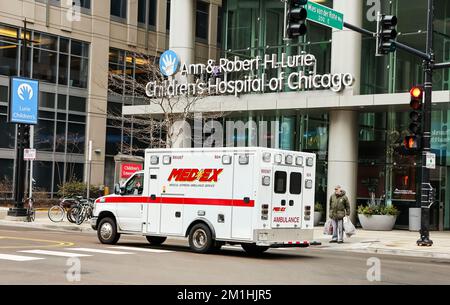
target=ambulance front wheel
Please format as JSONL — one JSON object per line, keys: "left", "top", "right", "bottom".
{"left": 146, "top": 236, "right": 167, "bottom": 245}
{"left": 188, "top": 223, "right": 214, "bottom": 253}
{"left": 241, "top": 243, "right": 269, "bottom": 255}
{"left": 97, "top": 217, "right": 121, "bottom": 244}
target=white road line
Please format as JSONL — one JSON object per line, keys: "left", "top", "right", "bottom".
{"left": 66, "top": 248, "right": 134, "bottom": 255}
{"left": 0, "top": 253, "right": 45, "bottom": 262}
{"left": 110, "top": 246, "right": 174, "bottom": 253}
{"left": 19, "top": 250, "right": 92, "bottom": 258}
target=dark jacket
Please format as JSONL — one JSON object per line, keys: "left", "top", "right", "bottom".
{"left": 329, "top": 191, "right": 351, "bottom": 220}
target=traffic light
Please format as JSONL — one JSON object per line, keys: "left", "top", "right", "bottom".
{"left": 409, "top": 86, "right": 423, "bottom": 135}
{"left": 400, "top": 85, "right": 424, "bottom": 155}
{"left": 286, "top": 0, "right": 308, "bottom": 39}
{"left": 376, "top": 14, "right": 398, "bottom": 56}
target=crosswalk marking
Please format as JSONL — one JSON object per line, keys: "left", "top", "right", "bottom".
{"left": 19, "top": 250, "right": 92, "bottom": 258}
{"left": 66, "top": 248, "right": 134, "bottom": 255}
{"left": 0, "top": 253, "right": 44, "bottom": 262}
{"left": 110, "top": 246, "right": 174, "bottom": 253}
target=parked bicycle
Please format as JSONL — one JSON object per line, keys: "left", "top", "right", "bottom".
{"left": 48, "top": 197, "right": 79, "bottom": 223}
{"left": 69, "top": 199, "right": 94, "bottom": 225}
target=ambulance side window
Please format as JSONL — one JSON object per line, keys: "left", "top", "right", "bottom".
{"left": 274, "top": 171, "right": 287, "bottom": 194}
{"left": 289, "top": 172, "right": 302, "bottom": 195}
{"left": 124, "top": 173, "right": 144, "bottom": 195}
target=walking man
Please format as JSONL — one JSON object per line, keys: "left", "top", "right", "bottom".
{"left": 329, "top": 185, "right": 351, "bottom": 244}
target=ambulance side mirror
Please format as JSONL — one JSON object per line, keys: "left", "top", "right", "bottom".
{"left": 114, "top": 184, "right": 122, "bottom": 195}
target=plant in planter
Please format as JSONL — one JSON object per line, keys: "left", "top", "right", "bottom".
{"left": 357, "top": 204, "right": 400, "bottom": 231}
{"left": 314, "top": 203, "right": 324, "bottom": 226}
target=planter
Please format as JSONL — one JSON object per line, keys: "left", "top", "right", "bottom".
{"left": 314, "top": 212, "right": 322, "bottom": 226}
{"left": 358, "top": 214, "right": 397, "bottom": 231}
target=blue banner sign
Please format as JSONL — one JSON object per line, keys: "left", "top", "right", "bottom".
{"left": 9, "top": 77, "right": 39, "bottom": 125}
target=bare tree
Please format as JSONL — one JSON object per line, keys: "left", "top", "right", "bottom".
{"left": 107, "top": 52, "right": 225, "bottom": 154}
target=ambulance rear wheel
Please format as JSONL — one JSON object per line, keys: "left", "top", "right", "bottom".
{"left": 97, "top": 217, "right": 120, "bottom": 244}
{"left": 189, "top": 223, "right": 214, "bottom": 253}
{"left": 241, "top": 243, "right": 269, "bottom": 255}
{"left": 146, "top": 236, "right": 167, "bottom": 246}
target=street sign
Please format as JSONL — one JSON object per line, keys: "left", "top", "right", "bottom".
{"left": 426, "top": 153, "right": 436, "bottom": 169}
{"left": 306, "top": 1, "right": 343, "bottom": 30}
{"left": 9, "top": 77, "right": 39, "bottom": 125}
{"left": 24, "top": 148, "right": 36, "bottom": 161}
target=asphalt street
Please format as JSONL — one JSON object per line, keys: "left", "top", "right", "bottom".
{"left": 0, "top": 225, "right": 449, "bottom": 285}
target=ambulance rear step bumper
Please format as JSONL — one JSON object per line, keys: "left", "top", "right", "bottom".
{"left": 253, "top": 228, "right": 314, "bottom": 247}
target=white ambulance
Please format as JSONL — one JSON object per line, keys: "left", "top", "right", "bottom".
{"left": 91, "top": 147, "right": 316, "bottom": 254}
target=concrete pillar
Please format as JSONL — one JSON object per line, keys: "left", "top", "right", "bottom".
{"left": 331, "top": 0, "right": 362, "bottom": 94}
{"left": 84, "top": 0, "right": 111, "bottom": 185}
{"left": 326, "top": 110, "right": 359, "bottom": 222}
{"left": 326, "top": 0, "right": 362, "bottom": 221}
{"left": 169, "top": 0, "right": 195, "bottom": 71}
{"left": 167, "top": 0, "right": 195, "bottom": 147}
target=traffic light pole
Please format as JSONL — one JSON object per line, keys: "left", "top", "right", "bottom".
{"left": 416, "top": 0, "right": 434, "bottom": 246}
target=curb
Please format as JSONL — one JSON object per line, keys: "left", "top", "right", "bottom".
{"left": 316, "top": 243, "right": 450, "bottom": 260}
{"left": 0, "top": 220, "right": 95, "bottom": 234}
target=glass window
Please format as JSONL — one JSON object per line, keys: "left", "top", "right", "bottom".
{"left": 196, "top": 1, "right": 209, "bottom": 40}
{"left": 53, "top": 162, "right": 65, "bottom": 193}
{"left": 68, "top": 96, "right": 86, "bottom": 112}
{"left": 0, "top": 116, "right": 15, "bottom": 149}
{"left": 60, "top": 37, "right": 69, "bottom": 53}
{"left": 217, "top": 6, "right": 223, "bottom": 45}
{"left": 111, "top": 0, "right": 127, "bottom": 19}
{"left": 0, "top": 86, "right": 8, "bottom": 103}
{"left": 79, "top": 0, "right": 91, "bottom": 9}
{"left": 35, "top": 119, "right": 55, "bottom": 151}
{"left": 55, "top": 121, "right": 66, "bottom": 153}
{"left": 33, "top": 161, "right": 53, "bottom": 192}
{"left": 70, "top": 56, "right": 89, "bottom": 88}
{"left": 289, "top": 172, "right": 302, "bottom": 195}
{"left": 106, "top": 127, "right": 122, "bottom": 155}
{"left": 67, "top": 122, "right": 85, "bottom": 154}
{"left": 40, "top": 92, "right": 55, "bottom": 109}
{"left": 71, "top": 40, "right": 89, "bottom": 57}
{"left": 66, "top": 163, "right": 84, "bottom": 182}
{"left": 34, "top": 33, "right": 58, "bottom": 51}
{"left": 59, "top": 54, "right": 69, "bottom": 85}
{"left": 138, "top": 0, "right": 146, "bottom": 23}
{"left": 0, "top": 41, "right": 18, "bottom": 76}
{"left": 148, "top": 0, "right": 157, "bottom": 26}
{"left": 166, "top": 0, "right": 171, "bottom": 30}
{"left": 274, "top": 171, "right": 287, "bottom": 194}
{"left": 33, "top": 49, "right": 57, "bottom": 83}
{"left": 0, "top": 159, "right": 14, "bottom": 183}
{"left": 124, "top": 173, "right": 144, "bottom": 195}
{"left": 57, "top": 94, "right": 67, "bottom": 110}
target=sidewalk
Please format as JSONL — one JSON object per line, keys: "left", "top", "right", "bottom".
{"left": 313, "top": 227, "right": 450, "bottom": 260}
{"left": 0, "top": 207, "right": 93, "bottom": 233}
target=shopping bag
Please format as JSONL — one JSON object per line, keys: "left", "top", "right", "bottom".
{"left": 343, "top": 216, "right": 356, "bottom": 237}
{"left": 323, "top": 218, "right": 333, "bottom": 235}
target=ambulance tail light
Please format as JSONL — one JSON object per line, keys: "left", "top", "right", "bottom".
{"left": 262, "top": 175, "right": 270, "bottom": 186}
{"left": 304, "top": 205, "right": 311, "bottom": 221}
{"left": 261, "top": 204, "right": 269, "bottom": 220}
